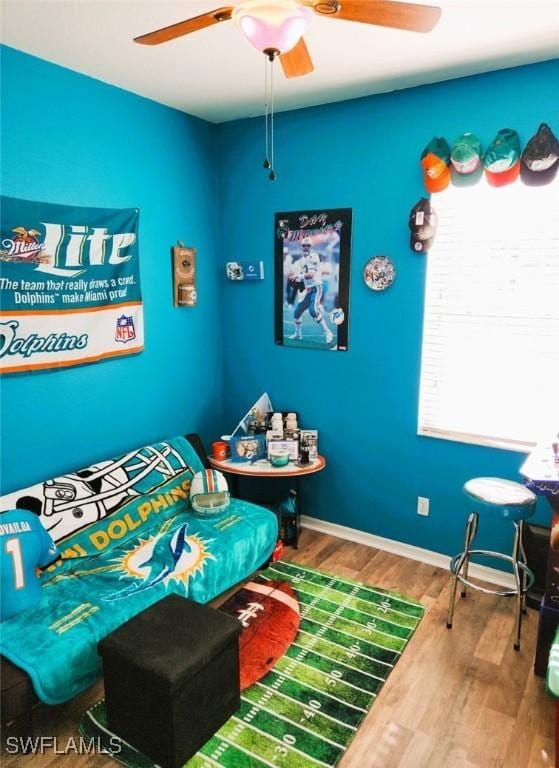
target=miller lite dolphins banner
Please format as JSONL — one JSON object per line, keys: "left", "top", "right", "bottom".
{"left": 0, "top": 196, "right": 143, "bottom": 374}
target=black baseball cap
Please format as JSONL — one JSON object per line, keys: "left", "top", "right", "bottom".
{"left": 409, "top": 198, "right": 438, "bottom": 254}
{"left": 520, "top": 123, "right": 559, "bottom": 187}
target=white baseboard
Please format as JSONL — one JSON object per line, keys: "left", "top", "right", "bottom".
{"left": 300, "top": 515, "right": 516, "bottom": 589}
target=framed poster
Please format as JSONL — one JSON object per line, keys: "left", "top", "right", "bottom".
{"left": 275, "top": 208, "right": 352, "bottom": 351}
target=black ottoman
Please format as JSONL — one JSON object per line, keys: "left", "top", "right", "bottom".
{"left": 98, "top": 594, "right": 241, "bottom": 768}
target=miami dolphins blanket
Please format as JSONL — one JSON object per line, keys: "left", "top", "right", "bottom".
{"left": 0, "top": 436, "right": 277, "bottom": 704}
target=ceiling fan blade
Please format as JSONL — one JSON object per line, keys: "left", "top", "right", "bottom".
{"left": 134, "top": 7, "right": 234, "bottom": 45}
{"left": 280, "top": 38, "right": 315, "bottom": 78}
{"left": 314, "top": 1, "right": 441, "bottom": 33}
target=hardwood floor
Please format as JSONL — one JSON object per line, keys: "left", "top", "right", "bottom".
{"left": 2, "top": 529, "right": 555, "bottom": 768}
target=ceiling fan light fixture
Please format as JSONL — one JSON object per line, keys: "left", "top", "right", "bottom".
{"left": 233, "top": 0, "right": 312, "bottom": 55}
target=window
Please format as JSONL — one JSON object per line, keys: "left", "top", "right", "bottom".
{"left": 418, "top": 175, "right": 559, "bottom": 452}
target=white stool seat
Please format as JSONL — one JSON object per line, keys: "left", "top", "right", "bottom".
{"left": 464, "top": 477, "right": 536, "bottom": 507}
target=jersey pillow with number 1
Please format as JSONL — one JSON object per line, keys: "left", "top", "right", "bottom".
{"left": 0, "top": 509, "right": 60, "bottom": 621}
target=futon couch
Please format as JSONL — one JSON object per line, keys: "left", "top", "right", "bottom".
{"left": 0, "top": 433, "right": 278, "bottom": 735}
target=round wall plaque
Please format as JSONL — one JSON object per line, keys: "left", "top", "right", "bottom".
{"left": 363, "top": 256, "right": 396, "bottom": 291}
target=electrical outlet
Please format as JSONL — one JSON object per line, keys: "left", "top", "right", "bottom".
{"left": 417, "top": 496, "right": 430, "bottom": 516}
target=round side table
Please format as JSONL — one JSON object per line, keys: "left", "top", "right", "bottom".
{"left": 208, "top": 455, "right": 326, "bottom": 548}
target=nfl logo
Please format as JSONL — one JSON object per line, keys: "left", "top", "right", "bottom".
{"left": 115, "top": 315, "right": 136, "bottom": 343}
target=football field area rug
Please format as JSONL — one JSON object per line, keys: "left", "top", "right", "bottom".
{"left": 80, "top": 560, "right": 424, "bottom": 768}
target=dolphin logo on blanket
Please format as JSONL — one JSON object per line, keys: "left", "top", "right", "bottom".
{"left": 102, "top": 522, "right": 192, "bottom": 601}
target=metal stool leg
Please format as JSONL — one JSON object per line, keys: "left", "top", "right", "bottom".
{"left": 512, "top": 522, "right": 523, "bottom": 651}
{"left": 518, "top": 520, "right": 528, "bottom": 615}
{"left": 447, "top": 513, "right": 476, "bottom": 629}
{"left": 461, "top": 512, "right": 478, "bottom": 598}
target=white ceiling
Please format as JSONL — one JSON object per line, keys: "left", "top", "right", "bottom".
{"left": 1, "top": 0, "right": 558, "bottom": 123}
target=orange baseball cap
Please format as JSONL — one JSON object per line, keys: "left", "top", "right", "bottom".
{"left": 420, "top": 138, "right": 451, "bottom": 193}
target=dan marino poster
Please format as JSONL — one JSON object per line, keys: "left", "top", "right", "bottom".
{"left": 0, "top": 196, "right": 143, "bottom": 374}
{"left": 275, "top": 208, "right": 352, "bottom": 351}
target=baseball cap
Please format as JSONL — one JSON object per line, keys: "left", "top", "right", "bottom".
{"left": 421, "top": 137, "right": 451, "bottom": 193}
{"left": 484, "top": 128, "right": 521, "bottom": 187}
{"left": 520, "top": 123, "right": 559, "bottom": 187}
{"left": 451, "top": 133, "right": 482, "bottom": 174}
{"left": 409, "top": 198, "right": 438, "bottom": 253}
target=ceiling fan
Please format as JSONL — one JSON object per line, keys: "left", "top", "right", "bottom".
{"left": 134, "top": 0, "right": 442, "bottom": 78}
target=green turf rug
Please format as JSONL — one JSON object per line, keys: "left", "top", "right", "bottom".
{"left": 79, "top": 560, "right": 424, "bottom": 768}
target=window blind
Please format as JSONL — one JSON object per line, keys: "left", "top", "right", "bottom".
{"left": 418, "top": 175, "right": 559, "bottom": 452}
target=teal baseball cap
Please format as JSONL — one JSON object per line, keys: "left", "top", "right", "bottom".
{"left": 484, "top": 128, "right": 521, "bottom": 187}
{"left": 451, "top": 133, "right": 482, "bottom": 174}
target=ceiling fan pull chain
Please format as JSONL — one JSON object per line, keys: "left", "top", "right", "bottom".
{"left": 269, "top": 57, "right": 277, "bottom": 181}
{"left": 263, "top": 56, "right": 270, "bottom": 170}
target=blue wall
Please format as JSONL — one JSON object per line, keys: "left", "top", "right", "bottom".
{"left": 0, "top": 46, "right": 223, "bottom": 492}
{"left": 217, "top": 59, "right": 559, "bottom": 558}
{"left": 2, "top": 46, "right": 557, "bottom": 561}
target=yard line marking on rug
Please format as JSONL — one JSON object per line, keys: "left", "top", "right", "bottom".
{"left": 240, "top": 691, "right": 347, "bottom": 750}
{"left": 260, "top": 569, "right": 394, "bottom": 637}
{"left": 270, "top": 584, "right": 383, "bottom": 693}
{"left": 265, "top": 567, "right": 422, "bottom": 623}
{"left": 250, "top": 681, "right": 358, "bottom": 732}
{"left": 300, "top": 603, "right": 407, "bottom": 650}
{"left": 202, "top": 729, "right": 280, "bottom": 768}
{"left": 272, "top": 560, "right": 424, "bottom": 610}
{"left": 269, "top": 561, "right": 423, "bottom": 615}
{"left": 290, "top": 583, "right": 418, "bottom": 630}
{"left": 299, "top": 609, "right": 405, "bottom": 656}
{"left": 262, "top": 571, "right": 419, "bottom": 628}
{"left": 187, "top": 753, "right": 222, "bottom": 768}
{"left": 264, "top": 572, "right": 403, "bottom": 675}
{"left": 296, "top": 593, "right": 413, "bottom": 643}
{"left": 220, "top": 709, "right": 335, "bottom": 768}
{"left": 210, "top": 735, "right": 279, "bottom": 768}
{"left": 298, "top": 623, "right": 394, "bottom": 669}
{"left": 257, "top": 670, "right": 369, "bottom": 719}
{"left": 230, "top": 714, "right": 335, "bottom": 768}
{"left": 275, "top": 655, "right": 376, "bottom": 699}
{"left": 300, "top": 606, "right": 405, "bottom": 656}
{"left": 295, "top": 629, "right": 393, "bottom": 680}
{"left": 291, "top": 638, "right": 386, "bottom": 682}
{"left": 297, "top": 612, "right": 398, "bottom": 666}
{"left": 283, "top": 646, "right": 381, "bottom": 696}
{"left": 242, "top": 683, "right": 352, "bottom": 749}
{"left": 270, "top": 564, "right": 421, "bottom": 622}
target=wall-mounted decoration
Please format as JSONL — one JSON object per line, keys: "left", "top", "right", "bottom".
{"left": 450, "top": 133, "right": 483, "bottom": 187}
{"left": 226, "top": 261, "right": 264, "bottom": 281}
{"left": 521, "top": 123, "right": 559, "bottom": 186}
{"left": 172, "top": 243, "right": 197, "bottom": 307}
{"left": 364, "top": 256, "right": 396, "bottom": 291}
{"left": 484, "top": 128, "right": 521, "bottom": 187}
{"left": 0, "top": 196, "right": 142, "bottom": 375}
{"left": 275, "top": 208, "right": 352, "bottom": 352}
{"left": 409, "top": 198, "right": 438, "bottom": 253}
{"left": 420, "top": 137, "right": 451, "bottom": 193}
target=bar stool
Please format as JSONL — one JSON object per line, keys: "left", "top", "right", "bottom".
{"left": 447, "top": 477, "right": 536, "bottom": 651}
